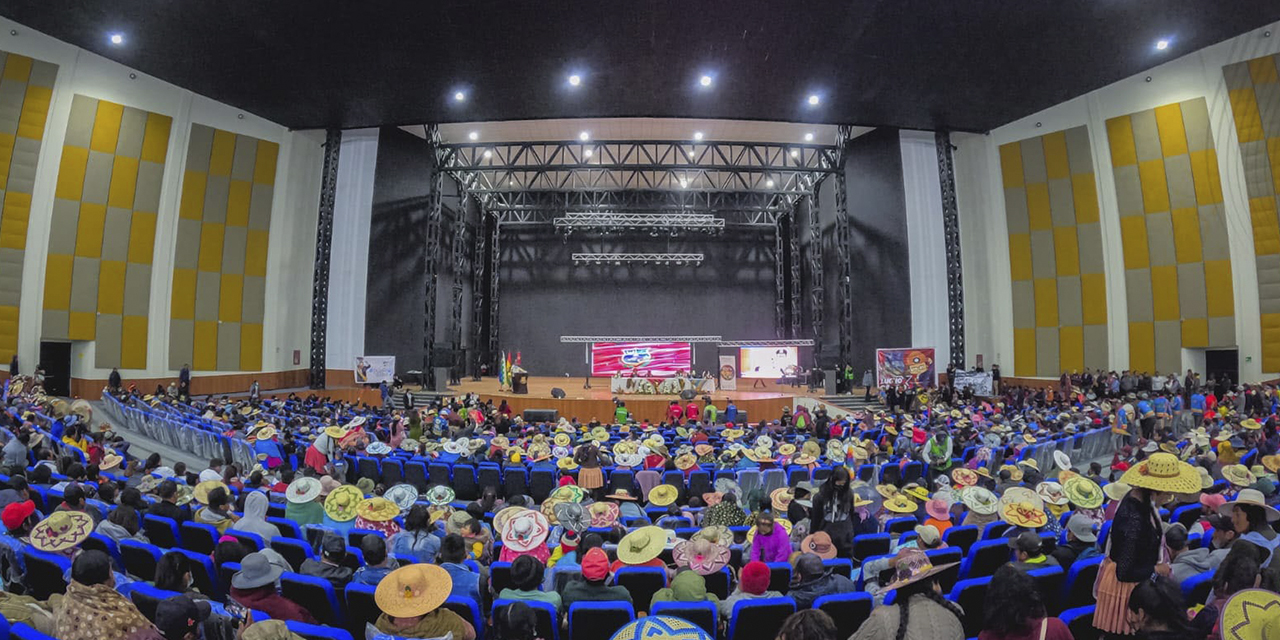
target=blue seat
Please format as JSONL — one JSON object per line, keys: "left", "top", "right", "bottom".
{"left": 174, "top": 548, "right": 223, "bottom": 601}
{"left": 1098, "top": 520, "right": 1112, "bottom": 549}
{"left": 348, "top": 528, "right": 384, "bottom": 547}
{"left": 960, "top": 538, "right": 1010, "bottom": 580}
{"left": 902, "top": 460, "right": 923, "bottom": 484}
{"left": 271, "top": 536, "right": 316, "bottom": 571}
{"left": 0, "top": 612, "right": 9, "bottom": 639}
{"left": 489, "top": 561, "right": 513, "bottom": 594}
{"left": 942, "top": 525, "right": 979, "bottom": 554}
{"left": 568, "top": 601, "right": 635, "bottom": 640}
{"left": 1172, "top": 504, "right": 1200, "bottom": 530}
{"left": 814, "top": 592, "right": 873, "bottom": 640}
{"left": 22, "top": 548, "right": 70, "bottom": 600}
{"left": 981, "top": 520, "right": 1007, "bottom": 540}
{"left": 503, "top": 467, "right": 529, "bottom": 497}
{"left": 879, "top": 463, "right": 901, "bottom": 485}
{"left": 404, "top": 461, "right": 429, "bottom": 491}
{"left": 1180, "top": 570, "right": 1215, "bottom": 606}
{"left": 613, "top": 567, "right": 667, "bottom": 613}
{"left": 180, "top": 522, "right": 221, "bottom": 554}
{"left": 1027, "top": 566, "right": 1066, "bottom": 615}
{"left": 856, "top": 464, "right": 876, "bottom": 483}
{"left": 128, "top": 583, "right": 182, "bottom": 620}
{"left": 650, "top": 601, "right": 718, "bottom": 637}
{"left": 228, "top": 530, "right": 265, "bottom": 551}
{"left": 120, "top": 539, "right": 164, "bottom": 581}
{"left": 885, "top": 516, "right": 917, "bottom": 536}
{"left": 280, "top": 572, "right": 343, "bottom": 625}
{"left": 852, "top": 533, "right": 891, "bottom": 561}
{"left": 10, "top": 623, "right": 56, "bottom": 640}
{"left": 1060, "top": 605, "right": 1098, "bottom": 640}
{"left": 356, "top": 457, "right": 380, "bottom": 482}
{"left": 441, "top": 597, "right": 485, "bottom": 640}
{"left": 82, "top": 532, "right": 123, "bottom": 569}
{"left": 141, "top": 515, "right": 181, "bottom": 549}
{"left": 703, "top": 566, "right": 732, "bottom": 600}
{"left": 946, "top": 576, "right": 992, "bottom": 638}
{"left": 688, "top": 470, "right": 712, "bottom": 498}
{"left": 428, "top": 463, "right": 452, "bottom": 487}
{"left": 924, "top": 548, "right": 963, "bottom": 591}
{"left": 380, "top": 458, "right": 405, "bottom": 487}
{"left": 476, "top": 464, "right": 502, "bottom": 494}
{"left": 343, "top": 582, "right": 380, "bottom": 638}
{"left": 765, "top": 562, "right": 792, "bottom": 593}
{"left": 453, "top": 464, "right": 479, "bottom": 500}
{"left": 727, "top": 597, "right": 795, "bottom": 640}
{"left": 268, "top": 516, "right": 303, "bottom": 540}
{"left": 1063, "top": 555, "right": 1103, "bottom": 610}
{"left": 286, "top": 620, "right": 355, "bottom": 640}
{"left": 529, "top": 468, "right": 558, "bottom": 503}
{"left": 493, "top": 599, "right": 559, "bottom": 640}
{"left": 823, "top": 558, "right": 853, "bottom": 578}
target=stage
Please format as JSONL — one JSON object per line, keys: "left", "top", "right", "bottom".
{"left": 446, "top": 376, "right": 823, "bottom": 425}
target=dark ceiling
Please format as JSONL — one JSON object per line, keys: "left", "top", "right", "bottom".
{"left": 5, "top": 1, "right": 1278, "bottom": 132}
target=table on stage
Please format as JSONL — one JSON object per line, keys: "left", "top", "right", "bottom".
{"left": 610, "top": 375, "right": 717, "bottom": 395}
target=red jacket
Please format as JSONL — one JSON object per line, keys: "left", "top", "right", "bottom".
{"left": 230, "top": 586, "right": 317, "bottom": 624}
{"left": 685, "top": 404, "right": 699, "bottom": 419}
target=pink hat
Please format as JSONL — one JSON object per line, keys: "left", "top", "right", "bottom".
{"left": 925, "top": 498, "right": 951, "bottom": 521}
{"left": 1200, "top": 493, "right": 1227, "bottom": 511}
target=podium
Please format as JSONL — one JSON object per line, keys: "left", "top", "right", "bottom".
{"left": 512, "top": 373, "right": 529, "bottom": 394}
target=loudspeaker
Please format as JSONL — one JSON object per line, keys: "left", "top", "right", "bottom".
{"left": 679, "top": 389, "right": 697, "bottom": 400}
{"left": 733, "top": 410, "right": 748, "bottom": 425}
{"left": 550, "top": 388, "right": 566, "bottom": 399}
{"left": 433, "top": 367, "right": 451, "bottom": 392}
{"left": 523, "top": 409, "right": 559, "bottom": 423}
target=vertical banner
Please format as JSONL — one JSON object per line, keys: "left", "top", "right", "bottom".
{"left": 875, "top": 348, "right": 936, "bottom": 388}
{"left": 718, "top": 354, "right": 738, "bottom": 390}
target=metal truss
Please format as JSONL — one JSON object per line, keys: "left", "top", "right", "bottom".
{"left": 937, "top": 131, "right": 966, "bottom": 368}
{"left": 470, "top": 209, "right": 489, "bottom": 378}
{"left": 834, "top": 126, "right": 854, "bottom": 368}
{"left": 486, "top": 190, "right": 790, "bottom": 225}
{"left": 717, "top": 340, "right": 815, "bottom": 347}
{"left": 553, "top": 212, "right": 725, "bottom": 234}
{"left": 807, "top": 194, "right": 824, "bottom": 369}
{"left": 560, "top": 335, "right": 722, "bottom": 343}
{"left": 787, "top": 211, "right": 802, "bottom": 340}
{"left": 449, "top": 194, "right": 470, "bottom": 368}
{"left": 774, "top": 218, "right": 786, "bottom": 338}
{"left": 487, "top": 217, "right": 501, "bottom": 363}
{"left": 423, "top": 125, "right": 446, "bottom": 389}
{"left": 571, "top": 252, "right": 704, "bottom": 266}
{"left": 308, "top": 128, "right": 341, "bottom": 389}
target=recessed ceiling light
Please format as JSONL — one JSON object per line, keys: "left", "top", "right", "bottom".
{"left": 804, "top": 132, "right": 814, "bottom": 142}
{"left": 680, "top": 179, "right": 689, "bottom": 188}
{"left": 568, "top": 74, "right": 581, "bottom": 86}
{"left": 109, "top": 33, "right": 124, "bottom": 45}
{"left": 789, "top": 149, "right": 798, "bottom": 158}
{"left": 807, "top": 94, "right": 820, "bottom": 106}
{"left": 483, "top": 150, "right": 492, "bottom": 159}
{"left": 468, "top": 131, "right": 478, "bottom": 141}
{"left": 579, "top": 131, "right": 590, "bottom": 141}
{"left": 693, "top": 132, "right": 704, "bottom": 141}
{"left": 700, "top": 75, "right": 713, "bottom": 87}
{"left": 766, "top": 178, "right": 776, "bottom": 188}
{"left": 584, "top": 149, "right": 593, "bottom": 158}
{"left": 454, "top": 91, "right": 466, "bottom": 102}
{"left": 1155, "top": 39, "right": 1169, "bottom": 50}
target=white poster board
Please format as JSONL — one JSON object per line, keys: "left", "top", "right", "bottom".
{"left": 952, "top": 370, "right": 993, "bottom": 396}
{"left": 718, "top": 354, "right": 737, "bottom": 390}
{"left": 354, "top": 356, "right": 396, "bottom": 384}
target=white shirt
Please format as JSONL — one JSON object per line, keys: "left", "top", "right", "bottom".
{"left": 199, "top": 468, "right": 222, "bottom": 483}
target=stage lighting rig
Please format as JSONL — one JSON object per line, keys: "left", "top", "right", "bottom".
{"left": 553, "top": 212, "right": 724, "bottom": 235}
{"left": 572, "top": 253, "right": 705, "bottom": 267}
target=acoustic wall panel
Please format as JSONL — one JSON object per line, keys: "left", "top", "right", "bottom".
{"left": 1106, "top": 97, "right": 1231, "bottom": 375}
{"left": 1224, "top": 54, "right": 1280, "bottom": 372}
{"left": 0, "top": 51, "right": 56, "bottom": 364}
{"left": 999, "top": 126, "right": 1106, "bottom": 377}
{"left": 42, "top": 95, "right": 171, "bottom": 369}
{"left": 169, "top": 123, "right": 277, "bottom": 371}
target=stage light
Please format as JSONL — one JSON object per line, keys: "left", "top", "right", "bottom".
{"left": 679, "top": 179, "right": 689, "bottom": 188}
{"left": 693, "top": 131, "right": 704, "bottom": 141}
{"left": 789, "top": 149, "right": 798, "bottom": 158}
{"left": 584, "top": 148, "right": 593, "bottom": 158}
{"left": 700, "top": 75, "right": 713, "bottom": 87}
{"left": 468, "top": 131, "right": 478, "bottom": 141}
{"left": 109, "top": 33, "right": 124, "bottom": 45}
{"left": 804, "top": 132, "right": 814, "bottom": 142}
{"left": 766, "top": 178, "right": 775, "bottom": 188}
{"left": 1155, "top": 39, "right": 1169, "bottom": 50}
{"left": 483, "top": 149, "right": 492, "bottom": 158}
{"left": 807, "top": 94, "right": 820, "bottom": 106}
{"left": 579, "top": 131, "right": 590, "bottom": 141}
{"left": 454, "top": 91, "right": 466, "bottom": 102}
{"left": 568, "top": 74, "right": 581, "bottom": 86}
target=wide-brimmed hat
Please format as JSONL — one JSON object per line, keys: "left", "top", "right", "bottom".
{"left": 425, "top": 485, "right": 456, "bottom": 506}
{"left": 649, "top": 484, "right": 679, "bottom": 507}
{"left": 1262, "top": 455, "right": 1280, "bottom": 475}
{"left": 443, "top": 510, "right": 471, "bottom": 536}
{"left": 549, "top": 485, "right": 586, "bottom": 504}
{"left": 1219, "top": 488, "right": 1280, "bottom": 522}
{"left": 875, "top": 484, "right": 899, "bottom": 499}
{"left": 673, "top": 453, "right": 698, "bottom": 471}
{"left": 554, "top": 433, "right": 572, "bottom": 447}
{"left": 771, "top": 487, "right": 794, "bottom": 512}
{"left": 287, "top": 477, "right": 322, "bottom": 504}
{"left": 825, "top": 441, "right": 846, "bottom": 463}
{"left": 1103, "top": 481, "right": 1132, "bottom": 502}
{"left": 232, "top": 552, "right": 285, "bottom": 590}
{"left": 375, "top": 564, "right": 452, "bottom": 619}
{"left": 194, "top": 480, "right": 228, "bottom": 505}
{"left": 1000, "top": 486, "right": 1044, "bottom": 512}
{"left": 30, "top": 511, "right": 92, "bottom": 553}
{"left": 1241, "top": 418, "right": 1263, "bottom": 431}
{"left": 672, "top": 538, "right": 730, "bottom": 575}
{"left": 951, "top": 468, "right": 978, "bottom": 487}
{"left": 1223, "top": 464, "right": 1257, "bottom": 488}
{"left": 1120, "top": 452, "right": 1201, "bottom": 494}
{"left": 554, "top": 502, "right": 589, "bottom": 533}
{"left": 502, "top": 509, "right": 550, "bottom": 552}
{"left": 136, "top": 475, "right": 162, "bottom": 494}
{"left": 882, "top": 548, "right": 959, "bottom": 592}
{"left": 744, "top": 446, "right": 772, "bottom": 463}
{"left": 1002, "top": 501, "right": 1048, "bottom": 528}
{"left": 691, "top": 525, "right": 733, "bottom": 546}
{"left": 357, "top": 497, "right": 400, "bottom": 522}
{"left": 884, "top": 494, "right": 918, "bottom": 514}
{"left": 694, "top": 443, "right": 714, "bottom": 457}
{"left": 801, "top": 531, "right": 837, "bottom": 560}
{"left": 323, "top": 426, "right": 347, "bottom": 439}
{"left": 1063, "top": 476, "right": 1103, "bottom": 509}
{"left": 174, "top": 484, "right": 194, "bottom": 506}
{"left": 1036, "top": 481, "right": 1069, "bottom": 506}
{"left": 961, "top": 486, "right": 999, "bottom": 515}
{"left": 606, "top": 488, "right": 639, "bottom": 501}
{"left": 399, "top": 438, "right": 420, "bottom": 452}
{"left": 925, "top": 498, "right": 951, "bottom": 520}
{"left": 589, "top": 501, "right": 620, "bottom": 528}
{"left": 1000, "top": 464, "right": 1025, "bottom": 482}
{"left": 366, "top": 441, "right": 391, "bottom": 456}
{"left": 1217, "top": 588, "right": 1280, "bottom": 640}
{"left": 618, "top": 526, "right": 668, "bottom": 564}
{"left": 492, "top": 506, "right": 527, "bottom": 534}
{"left": 356, "top": 478, "right": 376, "bottom": 495}
{"left": 1054, "top": 451, "right": 1072, "bottom": 471}
{"left": 100, "top": 451, "right": 124, "bottom": 471}
{"left": 324, "top": 485, "right": 363, "bottom": 521}
{"left": 1018, "top": 458, "right": 1039, "bottom": 472}
{"left": 721, "top": 428, "right": 744, "bottom": 440}
{"left": 556, "top": 456, "right": 579, "bottom": 471}
{"left": 383, "top": 484, "right": 419, "bottom": 511}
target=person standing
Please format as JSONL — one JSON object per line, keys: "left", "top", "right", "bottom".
{"left": 7, "top": 355, "right": 15, "bottom": 379}
{"left": 178, "top": 363, "right": 190, "bottom": 400}
{"left": 249, "top": 379, "right": 260, "bottom": 402}
{"left": 809, "top": 467, "right": 858, "bottom": 558}
{"left": 862, "top": 369, "right": 874, "bottom": 401}
{"left": 107, "top": 368, "right": 122, "bottom": 394}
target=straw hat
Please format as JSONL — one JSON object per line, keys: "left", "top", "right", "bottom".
{"left": 999, "top": 464, "right": 1024, "bottom": 482}
{"left": 1241, "top": 418, "right": 1263, "bottom": 431}
{"left": 1000, "top": 486, "right": 1044, "bottom": 512}
{"left": 1053, "top": 451, "right": 1072, "bottom": 471}
{"left": 556, "top": 457, "right": 579, "bottom": 471}
{"left": 976, "top": 466, "right": 992, "bottom": 479}
{"left": 721, "top": 428, "right": 744, "bottom": 440}
{"left": 884, "top": 494, "right": 918, "bottom": 514}
{"left": 1219, "top": 488, "right": 1280, "bottom": 522}
{"left": 366, "top": 441, "right": 391, "bottom": 456}
{"left": 502, "top": 509, "right": 550, "bottom": 552}
{"left": 1223, "top": 464, "right": 1257, "bottom": 488}
{"left": 554, "top": 433, "right": 572, "bottom": 447}
{"left": 618, "top": 526, "right": 668, "bottom": 564}
{"left": 1217, "top": 588, "right": 1280, "bottom": 640}
{"left": 1036, "top": 481, "right": 1069, "bottom": 506}
{"left": 399, "top": 438, "right": 420, "bottom": 452}
{"left": 1002, "top": 501, "right": 1048, "bottom": 528}
{"left": 925, "top": 498, "right": 951, "bottom": 521}
{"left": 325, "top": 485, "right": 363, "bottom": 522}
{"left": 194, "top": 480, "right": 228, "bottom": 505}
{"left": 882, "top": 548, "right": 959, "bottom": 592}
{"left": 323, "top": 426, "right": 347, "bottom": 439}
{"left": 674, "top": 453, "right": 698, "bottom": 471}
{"left": 1262, "top": 455, "right": 1280, "bottom": 475}
{"left": 648, "top": 484, "right": 679, "bottom": 507}
{"left": 425, "top": 485, "right": 456, "bottom": 506}
{"left": 693, "top": 443, "right": 714, "bottom": 457}
{"left": 492, "top": 506, "right": 527, "bottom": 534}
{"left": 691, "top": 525, "right": 733, "bottom": 546}
{"left": 1120, "top": 452, "right": 1201, "bottom": 494}
{"left": 875, "top": 484, "right": 899, "bottom": 499}
{"left": 744, "top": 447, "right": 773, "bottom": 464}
{"left": 1063, "top": 476, "right": 1104, "bottom": 509}
{"left": 174, "top": 484, "right": 194, "bottom": 506}
{"left": 1018, "top": 458, "right": 1039, "bottom": 472}
{"left": 30, "top": 511, "right": 92, "bottom": 553}
{"left": 554, "top": 502, "right": 589, "bottom": 533}
{"left": 951, "top": 468, "right": 978, "bottom": 487}
{"left": 672, "top": 539, "right": 730, "bottom": 575}
{"left": 903, "top": 484, "right": 930, "bottom": 502}
{"left": 778, "top": 443, "right": 797, "bottom": 456}
{"left": 606, "top": 488, "right": 639, "bottom": 501}
{"left": 961, "top": 486, "right": 999, "bottom": 515}
{"left": 746, "top": 519, "right": 791, "bottom": 544}
{"left": 286, "top": 477, "right": 323, "bottom": 504}
{"left": 357, "top": 497, "right": 401, "bottom": 522}
{"left": 100, "top": 451, "right": 124, "bottom": 471}
{"left": 755, "top": 435, "right": 774, "bottom": 449}
{"left": 550, "top": 485, "right": 586, "bottom": 504}
{"left": 1103, "top": 481, "right": 1132, "bottom": 502}
{"left": 356, "top": 478, "right": 376, "bottom": 495}
{"left": 375, "top": 564, "right": 452, "bottom": 619}
{"left": 800, "top": 531, "right": 837, "bottom": 560}
{"left": 611, "top": 616, "right": 713, "bottom": 640}
{"left": 383, "top": 484, "right": 420, "bottom": 511}
{"left": 589, "top": 501, "right": 620, "bottom": 528}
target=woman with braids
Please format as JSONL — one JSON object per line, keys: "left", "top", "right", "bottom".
{"left": 776, "top": 609, "right": 839, "bottom": 640}
{"left": 979, "top": 565, "right": 1073, "bottom": 640}
{"left": 809, "top": 466, "right": 861, "bottom": 558}
{"left": 849, "top": 548, "right": 963, "bottom": 640}
{"left": 1126, "top": 575, "right": 1206, "bottom": 640}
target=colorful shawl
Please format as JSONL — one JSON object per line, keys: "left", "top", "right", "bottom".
{"left": 55, "top": 580, "right": 163, "bottom": 640}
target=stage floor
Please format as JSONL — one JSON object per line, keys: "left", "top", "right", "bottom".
{"left": 445, "top": 376, "right": 822, "bottom": 401}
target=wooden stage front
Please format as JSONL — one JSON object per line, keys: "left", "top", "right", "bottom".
{"left": 446, "top": 376, "right": 821, "bottom": 424}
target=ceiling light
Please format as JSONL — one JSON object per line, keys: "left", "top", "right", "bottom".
{"left": 483, "top": 149, "right": 492, "bottom": 159}
{"left": 804, "top": 132, "right": 814, "bottom": 142}
{"left": 807, "top": 94, "right": 820, "bottom": 106}
{"left": 584, "top": 149, "right": 593, "bottom": 158}
{"left": 789, "top": 149, "right": 798, "bottom": 158}
{"left": 766, "top": 178, "right": 775, "bottom": 188}
{"left": 680, "top": 179, "right": 689, "bottom": 188}
{"left": 1155, "top": 39, "right": 1169, "bottom": 50}
{"left": 468, "top": 131, "right": 478, "bottom": 141}
{"left": 109, "top": 33, "right": 124, "bottom": 45}
{"left": 579, "top": 131, "right": 590, "bottom": 141}
{"left": 508, "top": 180, "right": 514, "bottom": 186}
{"left": 568, "top": 74, "right": 581, "bottom": 86}
{"left": 454, "top": 91, "right": 466, "bottom": 102}
{"left": 700, "top": 75, "right": 713, "bottom": 87}
{"left": 693, "top": 131, "right": 704, "bottom": 141}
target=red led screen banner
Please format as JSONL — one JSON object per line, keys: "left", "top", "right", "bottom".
{"left": 591, "top": 342, "right": 692, "bottom": 376}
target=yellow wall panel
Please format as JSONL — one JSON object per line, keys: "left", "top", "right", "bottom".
{"left": 106, "top": 155, "right": 139, "bottom": 208}
{"left": 1150, "top": 265, "right": 1181, "bottom": 321}
{"left": 240, "top": 323, "right": 263, "bottom": 371}
{"left": 1250, "top": 56, "right": 1280, "bottom": 84}
{"left": 226, "top": 180, "right": 252, "bottom": 227}
{"left": 1229, "top": 88, "right": 1264, "bottom": 144}
{"left": 1263, "top": 314, "right": 1280, "bottom": 372}
{"left": 1071, "top": 174, "right": 1099, "bottom": 224}
{"left": 68, "top": 312, "right": 95, "bottom": 340}
{"left": 244, "top": 229, "right": 270, "bottom": 278}
{"left": 97, "top": 260, "right": 126, "bottom": 314}
{"left": 0, "top": 305, "right": 18, "bottom": 361}
{"left": 140, "top": 113, "right": 172, "bottom": 164}
{"left": 1106, "top": 116, "right": 1137, "bottom": 167}
{"left": 17, "top": 85, "right": 52, "bottom": 140}
{"left": 192, "top": 320, "right": 218, "bottom": 370}
{"left": 1042, "top": 131, "right": 1070, "bottom": 180}
{"left": 197, "top": 223, "right": 225, "bottom": 272}
{"left": 1120, "top": 216, "right": 1149, "bottom": 269}
{"left": 170, "top": 268, "right": 197, "bottom": 319}
{"left": 218, "top": 273, "right": 243, "bottom": 322}
{"left": 1081, "top": 273, "right": 1107, "bottom": 325}
{"left": 0, "top": 192, "right": 31, "bottom": 250}
{"left": 54, "top": 145, "right": 89, "bottom": 201}
{"left": 254, "top": 141, "right": 279, "bottom": 186}
{"left": 1182, "top": 318, "right": 1209, "bottom": 348}
{"left": 1170, "top": 207, "right": 1204, "bottom": 263}
{"left": 1053, "top": 227, "right": 1080, "bottom": 276}
{"left": 999, "top": 143, "right": 1024, "bottom": 188}
{"left": 1008, "top": 233, "right": 1032, "bottom": 281}
{"left": 1129, "top": 322, "right": 1156, "bottom": 373}
{"left": 1013, "top": 328, "right": 1037, "bottom": 377}
{"left": 1034, "top": 278, "right": 1059, "bottom": 327}
{"left": 89, "top": 100, "right": 124, "bottom": 154}
{"left": 42, "top": 254, "right": 73, "bottom": 310}
{"left": 0, "top": 133, "right": 12, "bottom": 190}
{"left": 179, "top": 171, "right": 207, "bottom": 220}
{"left": 1026, "top": 183, "right": 1052, "bottom": 230}
{"left": 2, "top": 54, "right": 31, "bottom": 81}
{"left": 1154, "top": 103, "right": 1188, "bottom": 157}
{"left": 128, "top": 211, "right": 157, "bottom": 264}
{"left": 1204, "top": 260, "right": 1234, "bottom": 317}
{"left": 1138, "top": 159, "right": 1170, "bottom": 213}
{"left": 120, "top": 316, "right": 148, "bottom": 369}
{"left": 1059, "top": 325, "right": 1084, "bottom": 373}
{"left": 1269, "top": 138, "right": 1280, "bottom": 196}
{"left": 1252, "top": 196, "right": 1280, "bottom": 256}
{"left": 208, "top": 130, "right": 236, "bottom": 176}
{"left": 1188, "top": 150, "right": 1223, "bottom": 205}
{"left": 74, "top": 202, "right": 106, "bottom": 258}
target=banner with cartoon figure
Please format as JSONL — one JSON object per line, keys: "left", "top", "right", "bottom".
{"left": 875, "top": 348, "right": 936, "bottom": 388}
{"left": 354, "top": 356, "right": 396, "bottom": 384}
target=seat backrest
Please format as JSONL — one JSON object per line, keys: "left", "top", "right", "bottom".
{"left": 271, "top": 537, "right": 316, "bottom": 571}
{"left": 493, "top": 599, "right": 559, "bottom": 640}
{"left": 1060, "top": 605, "right": 1099, "bottom": 640}
{"left": 286, "top": 620, "right": 356, "bottom": 640}
{"left": 963, "top": 538, "right": 1011, "bottom": 580}
{"left": 1027, "top": 566, "right": 1066, "bottom": 615}
{"left": 613, "top": 567, "right": 667, "bottom": 613}
{"left": 174, "top": 548, "right": 223, "bottom": 601}
{"left": 142, "top": 515, "right": 180, "bottom": 549}
{"left": 981, "top": 520, "right": 1007, "bottom": 540}
{"left": 180, "top": 522, "right": 220, "bottom": 555}
{"left": 218, "top": 562, "right": 241, "bottom": 597}
{"left": 942, "top": 525, "right": 979, "bottom": 554}
{"left": 687, "top": 470, "right": 712, "bottom": 498}
{"left": 348, "top": 528, "right": 384, "bottom": 548}
{"left": 428, "top": 463, "right": 452, "bottom": 487}
{"left": 129, "top": 583, "right": 182, "bottom": 620}
{"left": 885, "top": 517, "right": 917, "bottom": 536}
{"left": 946, "top": 576, "right": 991, "bottom": 638}
{"left": 851, "top": 533, "right": 891, "bottom": 561}
{"left": 476, "top": 465, "right": 502, "bottom": 494}
{"left": 814, "top": 592, "right": 873, "bottom": 640}
{"left": 357, "top": 458, "right": 380, "bottom": 482}
{"left": 83, "top": 532, "right": 122, "bottom": 568}
{"left": 119, "top": 539, "right": 162, "bottom": 581}
{"left": 453, "top": 465, "right": 479, "bottom": 501}
{"left": 404, "top": 461, "right": 429, "bottom": 492}
{"left": 267, "top": 517, "right": 303, "bottom": 540}
{"left": 343, "top": 582, "right": 381, "bottom": 638}
{"left": 281, "top": 571, "right": 343, "bottom": 625}
{"left": 489, "top": 561, "right": 513, "bottom": 595}
{"left": 1064, "top": 556, "right": 1103, "bottom": 610}
{"left": 703, "top": 567, "right": 732, "bottom": 600}
{"left": 765, "top": 562, "right": 791, "bottom": 593}
{"left": 1180, "top": 570, "right": 1215, "bottom": 607}
{"left": 608, "top": 469, "right": 634, "bottom": 494}
{"left": 529, "top": 468, "right": 556, "bottom": 503}
{"left": 649, "top": 601, "right": 718, "bottom": 638}
{"left": 503, "top": 468, "right": 529, "bottom": 497}
{"left": 554, "top": 569, "right": 583, "bottom": 594}
{"left": 727, "top": 597, "right": 795, "bottom": 640}
{"left": 380, "top": 459, "right": 405, "bottom": 487}
{"left": 923, "top": 548, "right": 963, "bottom": 592}
{"left": 568, "top": 601, "right": 635, "bottom": 640}
{"left": 823, "top": 558, "right": 853, "bottom": 579}
{"left": 228, "top": 530, "right": 265, "bottom": 551}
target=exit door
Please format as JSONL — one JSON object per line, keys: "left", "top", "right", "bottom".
{"left": 38, "top": 341, "right": 71, "bottom": 397}
{"left": 1205, "top": 349, "right": 1238, "bottom": 386}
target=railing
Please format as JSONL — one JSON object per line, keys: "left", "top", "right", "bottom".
{"left": 98, "top": 392, "right": 256, "bottom": 469}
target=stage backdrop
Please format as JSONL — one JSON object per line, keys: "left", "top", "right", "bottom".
{"left": 591, "top": 342, "right": 691, "bottom": 376}
{"left": 876, "top": 347, "right": 936, "bottom": 387}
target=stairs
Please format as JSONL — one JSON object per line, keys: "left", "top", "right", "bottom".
{"left": 819, "top": 395, "right": 882, "bottom": 413}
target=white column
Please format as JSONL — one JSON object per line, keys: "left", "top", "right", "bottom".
{"left": 900, "top": 130, "right": 951, "bottom": 368}
{"left": 325, "top": 129, "right": 379, "bottom": 370}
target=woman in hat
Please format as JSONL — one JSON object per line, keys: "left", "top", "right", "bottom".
{"left": 849, "top": 548, "right": 964, "bottom": 640}
{"left": 193, "top": 484, "right": 238, "bottom": 534}
{"left": 809, "top": 466, "right": 862, "bottom": 558}
{"left": 1220, "top": 488, "right": 1280, "bottom": 567}
{"left": 355, "top": 497, "right": 403, "bottom": 537}
{"left": 284, "top": 477, "right": 327, "bottom": 527}
{"left": 373, "top": 564, "right": 476, "bottom": 640}
{"left": 230, "top": 551, "right": 316, "bottom": 623}
{"left": 747, "top": 511, "right": 792, "bottom": 563}
{"left": 573, "top": 441, "right": 606, "bottom": 500}
{"left": 304, "top": 425, "right": 345, "bottom": 475}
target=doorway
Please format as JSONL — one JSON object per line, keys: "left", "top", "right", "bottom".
{"left": 38, "top": 341, "right": 71, "bottom": 397}
{"left": 1205, "top": 349, "right": 1239, "bottom": 386}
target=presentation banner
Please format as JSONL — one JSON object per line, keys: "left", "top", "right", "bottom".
{"left": 739, "top": 346, "right": 798, "bottom": 379}
{"left": 591, "top": 342, "right": 692, "bottom": 376}
{"left": 875, "top": 348, "right": 936, "bottom": 388}
{"left": 718, "top": 355, "right": 737, "bottom": 390}
{"left": 952, "top": 370, "right": 993, "bottom": 396}
{"left": 354, "top": 356, "right": 396, "bottom": 384}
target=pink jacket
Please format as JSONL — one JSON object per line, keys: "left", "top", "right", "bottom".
{"left": 749, "top": 526, "right": 792, "bottom": 563}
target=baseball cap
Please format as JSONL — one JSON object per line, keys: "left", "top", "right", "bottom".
{"left": 321, "top": 534, "right": 347, "bottom": 558}
{"left": 2, "top": 500, "right": 34, "bottom": 532}
{"left": 581, "top": 547, "right": 609, "bottom": 582}
{"left": 1007, "top": 530, "right": 1043, "bottom": 554}
{"left": 1066, "top": 514, "right": 1097, "bottom": 543}
{"left": 155, "top": 594, "right": 211, "bottom": 640}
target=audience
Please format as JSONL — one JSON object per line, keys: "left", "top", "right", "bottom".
{"left": 850, "top": 549, "right": 964, "bottom": 640}
{"left": 299, "top": 534, "right": 354, "bottom": 592}
{"left": 561, "top": 547, "right": 633, "bottom": 609}
{"left": 498, "top": 554, "right": 563, "bottom": 613}
{"left": 55, "top": 550, "right": 163, "bottom": 640}
{"left": 351, "top": 533, "right": 396, "bottom": 585}
{"left": 718, "top": 560, "right": 783, "bottom": 620}
{"left": 229, "top": 551, "right": 316, "bottom": 623}
{"left": 980, "top": 565, "right": 1073, "bottom": 640}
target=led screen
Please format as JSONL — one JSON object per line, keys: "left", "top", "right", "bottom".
{"left": 740, "top": 346, "right": 798, "bottom": 378}
{"left": 591, "top": 342, "right": 692, "bottom": 376}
